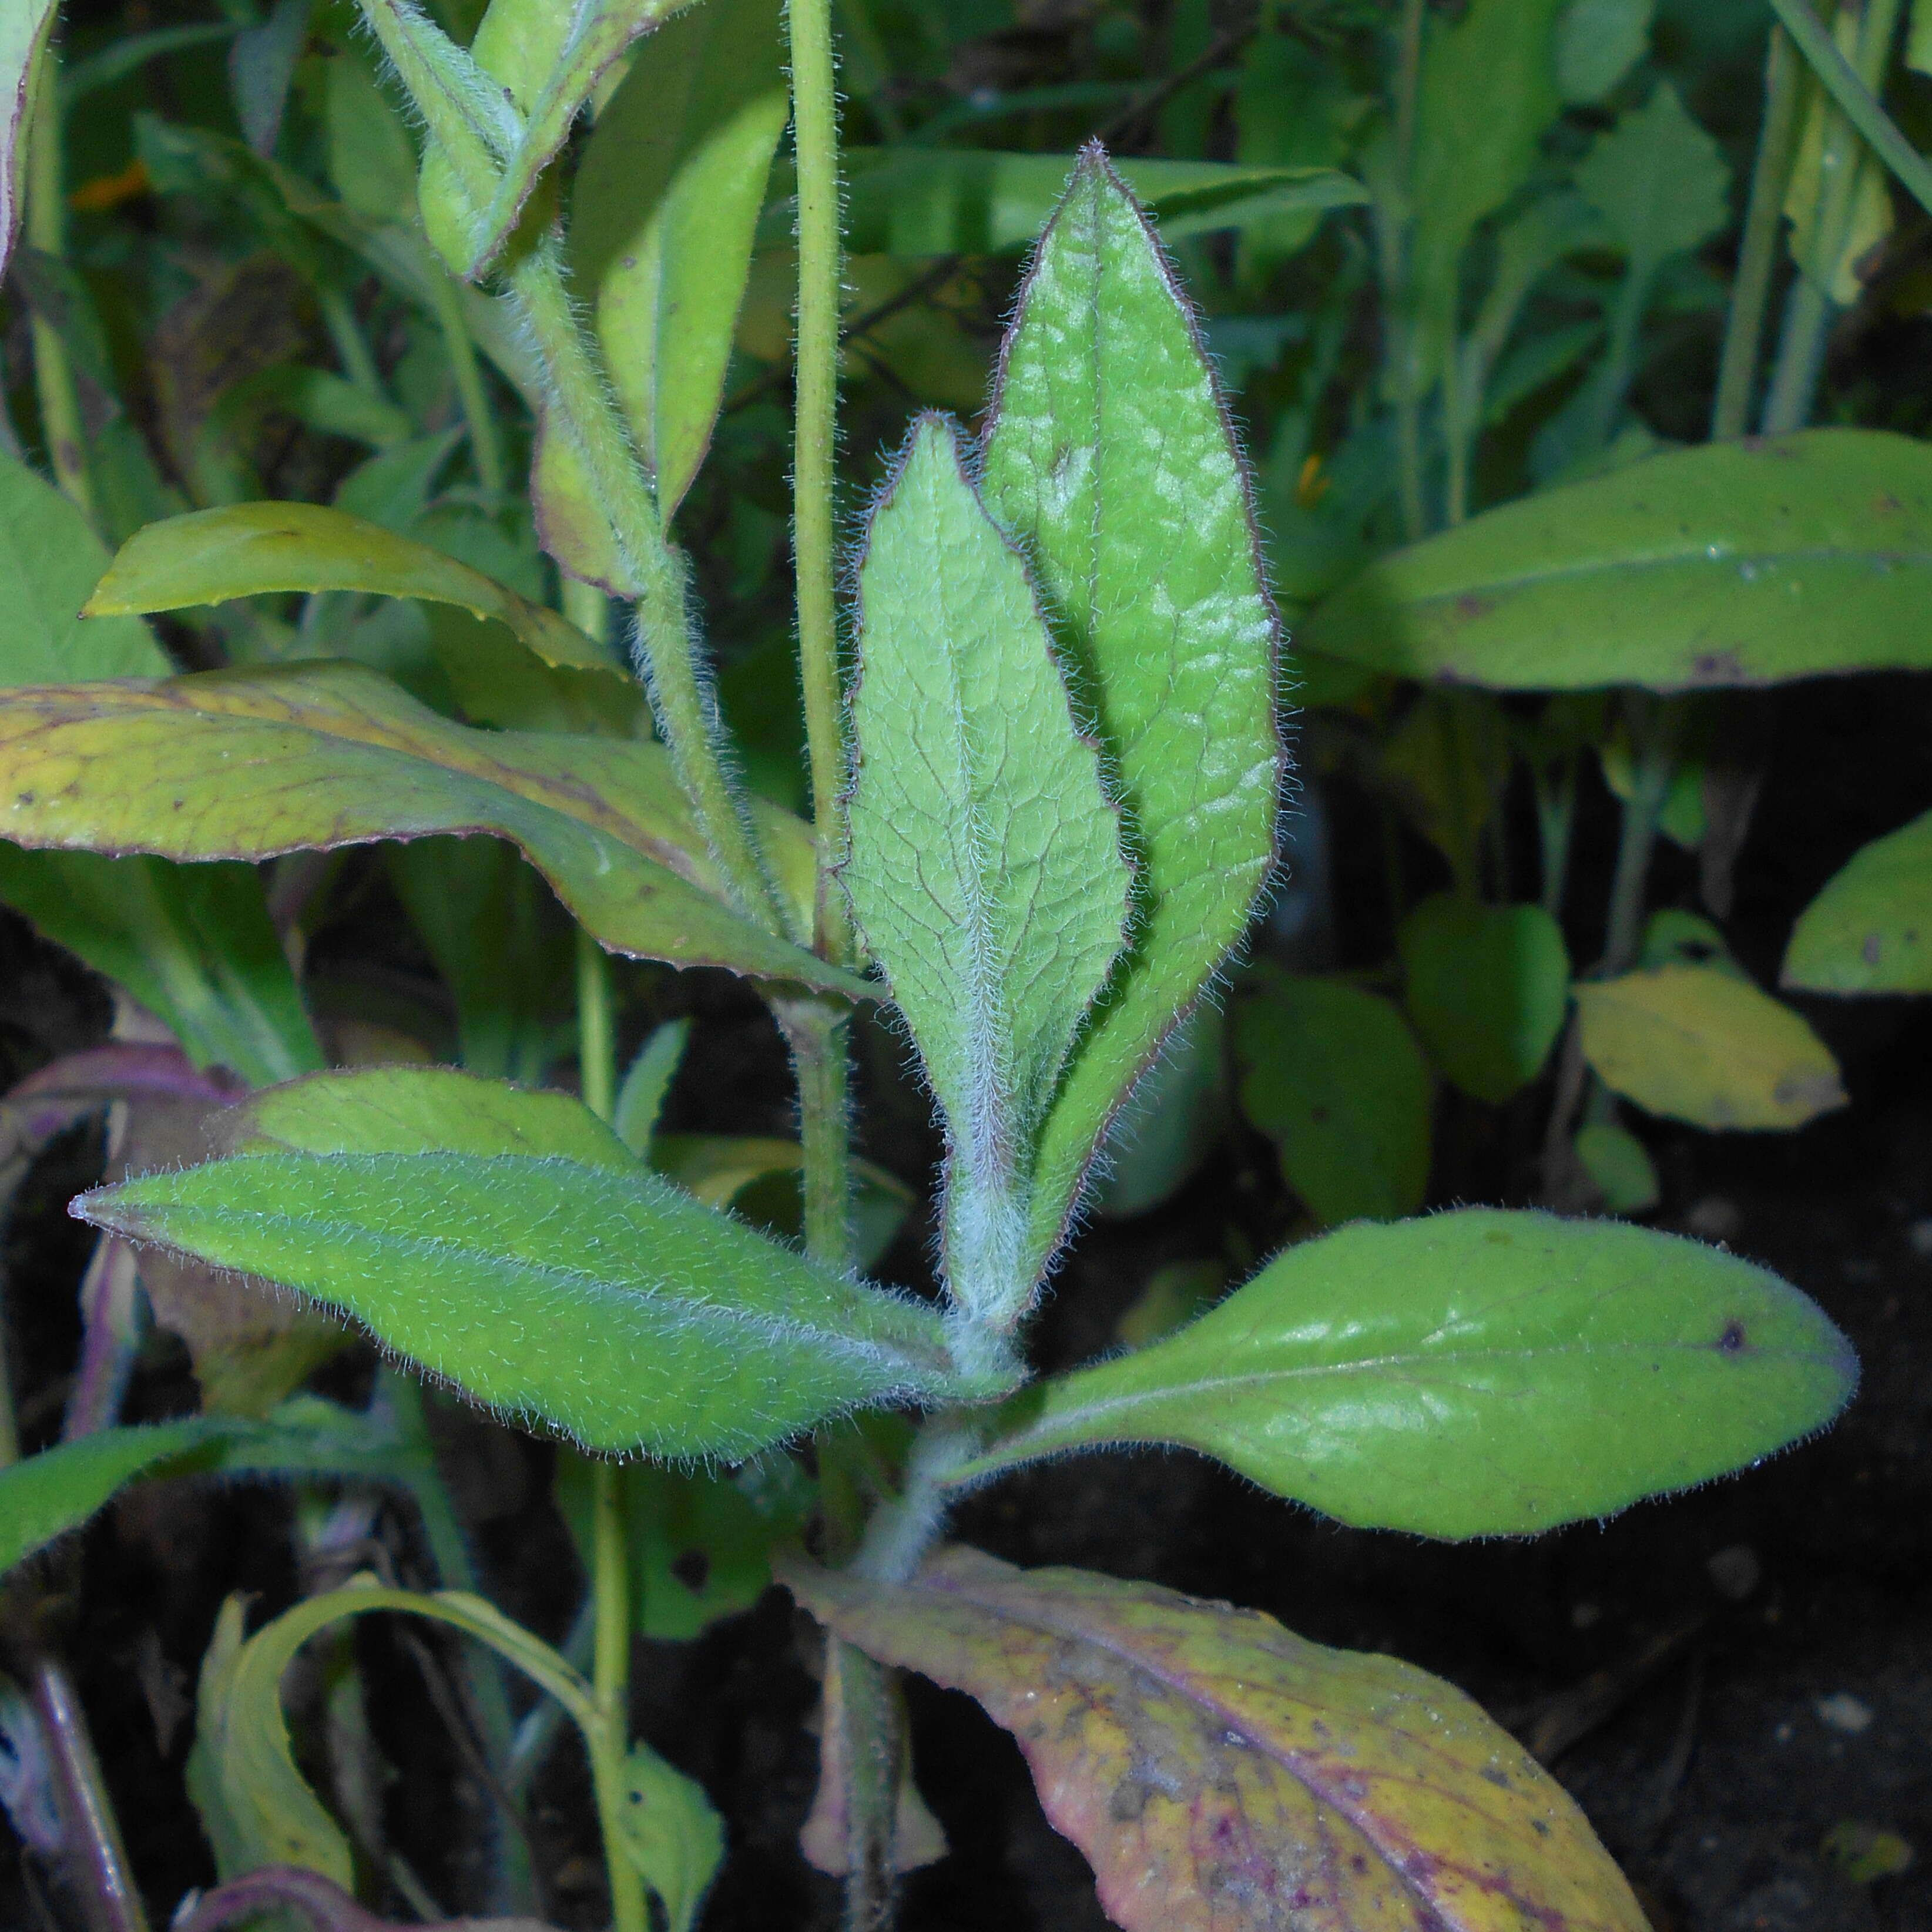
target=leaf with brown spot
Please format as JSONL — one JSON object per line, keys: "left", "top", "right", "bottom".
{"left": 784, "top": 1546, "right": 1651, "bottom": 1932}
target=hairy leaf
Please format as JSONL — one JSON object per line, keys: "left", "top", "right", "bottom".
{"left": 954, "top": 1209, "right": 1858, "bottom": 1537}
{"left": 1303, "top": 430, "right": 1932, "bottom": 689}
{"left": 0, "top": 451, "right": 166, "bottom": 680}
{"left": 0, "top": 1421, "right": 210, "bottom": 1577}
{"left": 846, "top": 417, "right": 1128, "bottom": 1321}
{"left": 1398, "top": 894, "right": 1571, "bottom": 1103}
{"left": 1233, "top": 969, "right": 1430, "bottom": 1226}
{"left": 980, "top": 149, "right": 1283, "bottom": 1283}
{"left": 572, "top": 0, "right": 788, "bottom": 518}
{"left": 0, "top": 0, "right": 56, "bottom": 280}
{"left": 0, "top": 662, "right": 852, "bottom": 992}
{"left": 833, "top": 148, "right": 1366, "bottom": 256}
{"left": 87, "top": 501, "right": 626, "bottom": 676}
{"left": 79, "top": 1074, "right": 990, "bottom": 1455}
{"left": 1575, "top": 964, "right": 1847, "bottom": 1129}
{"left": 786, "top": 1545, "right": 1651, "bottom": 1931}
{"left": 1782, "top": 809, "right": 1932, "bottom": 994}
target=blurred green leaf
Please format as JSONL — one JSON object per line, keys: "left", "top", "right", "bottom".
{"left": 0, "top": 0, "right": 56, "bottom": 280}
{"left": 1574, "top": 1119, "right": 1661, "bottom": 1213}
{"left": 1233, "top": 967, "right": 1431, "bottom": 1227}
{"left": 1555, "top": 0, "right": 1655, "bottom": 103}
{"left": 1399, "top": 894, "right": 1571, "bottom": 1103}
{"left": 613, "top": 1018, "right": 690, "bottom": 1159}
{"left": 323, "top": 45, "right": 418, "bottom": 220}
{"left": 572, "top": 0, "right": 789, "bottom": 518}
{"left": 0, "top": 1421, "right": 210, "bottom": 1578}
{"left": 826, "top": 147, "right": 1366, "bottom": 256}
{"left": 88, "top": 502, "right": 626, "bottom": 677}
{"left": 0, "top": 662, "right": 848, "bottom": 992}
{"left": 1303, "top": 430, "right": 1932, "bottom": 688}
{"left": 1575, "top": 963, "right": 1847, "bottom": 1129}
{"left": 1639, "top": 907, "right": 1747, "bottom": 978}
{"left": 957, "top": 1209, "right": 1858, "bottom": 1537}
{"left": 980, "top": 151, "right": 1284, "bottom": 1282}
{"left": 845, "top": 417, "right": 1128, "bottom": 1319}
{"left": 1577, "top": 82, "right": 1729, "bottom": 271}
{"left": 1783, "top": 809, "right": 1932, "bottom": 995}
{"left": 1091, "top": 1002, "right": 1226, "bottom": 1221}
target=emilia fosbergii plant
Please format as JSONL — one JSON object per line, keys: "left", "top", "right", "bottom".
{"left": 0, "top": 0, "right": 1871, "bottom": 1925}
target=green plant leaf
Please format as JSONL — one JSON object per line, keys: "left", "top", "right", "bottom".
{"left": 0, "top": 1420, "right": 210, "bottom": 1577}
{"left": 1409, "top": 0, "right": 1565, "bottom": 375}
{"left": 86, "top": 501, "right": 626, "bottom": 676}
{"left": 784, "top": 1545, "right": 1652, "bottom": 1930}
{"left": 0, "top": 850, "right": 321, "bottom": 1086}
{"left": 554, "top": 1448, "right": 813, "bottom": 1642}
{"left": 1783, "top": 809, "right": 1932, "bottom": 994}
{"left": 1574, "top": 1120, "right": 1661, "bottom": 1213}
{"left": 572, "top": 0, "right": 789, "bottom": 519}
{"left": 1233, "top": 967, "right": 1431, "bottom": 1226}
{"left": 1302, "top": 430, "right": 1932, "bottom": 689}
{"left": 1575, "top": 963, "right": 1847, "bottom": 1129}
{"left": 187, "top": 1578, "right": 593, "bottom": 1886}
{"left": 1398, "top": 893, "right": 1571, "bottom": 1103}
{"left": 844, "top": 416, "right": 1128, "bottom": 1323}
{"left": 1555, "top": 0, "right": 1655, "bottom": 103}
{"left": 614, "top": 1018, "right": 691, "bottom": 1159}
{"left": 830, "top": 148, "right": 1366, "bottom": 256}
{"left": 79, "top": 1071, "right": 994, "bottom": 1456}
{"left": 0, "top": 661, "right": 853, "bottom": 994}
{"left": 619, "top": 1743, "right": 725, "bottom": 1932}
{"left": 954, "top": 1208, "right": 1857, "bottom": 1536}
{"left": 980, "top": 149, "right": 1283, "bottom": 1282}
{"left": 0, "top": 451, "right": 166, "bottom": 680}
{"left": 0, "top": 0, "right": 57, "bottom": 280}
{"left": 1575, "top": 80, "right": 1729, "bottom": 276}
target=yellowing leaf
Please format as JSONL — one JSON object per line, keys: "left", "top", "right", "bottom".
{"left": 0, "top": 662, "right": 853, "bottom": 994}
{"left": 784, "top": 1546, "right": 1649, "bottom": 1932}
{"left": 86, "top": 501, "right": 626, "bottom": 676}
{"left": 1575, "top": 963, "right": 1846, "bottom": 1130}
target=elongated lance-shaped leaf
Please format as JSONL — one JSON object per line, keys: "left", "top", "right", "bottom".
{"left": 786, "top": 1547, "right": 1650, "bottom": 1932}
{"left": 87, "top": 502, "right": 627, "bottom": 676}
{"left": 78, "top": 1069, "right": 1003, "bottom": 1456}
{"left": 0, "top": 0, "right": 56, "bottom": 282}
{"left": 845, "top": 417, "right": 1129, "bottom": 1331}
{"left": 1783, "top": 808, "right": 1932, "bottom": 994}
{"left": 952, "top": 1209, "right": 1857, "bottom": 1537}
{"left": 0, "top": 1421, "right": 211, "bottom": 1577}
{"left": 979, "top": 147, "right": 1283, "bottom": 1287}
{"left": 1302, "top": 429, "right": 1932, "bottom": 689}
{"left": 571, "top": 0, "right": 789, "bottom": 518}
{"left": 0, "top": 661, "right": 857, "bottom": 994}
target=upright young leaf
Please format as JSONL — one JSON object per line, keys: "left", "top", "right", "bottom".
{"left": 979, "top": 150, "right": 1282, "bottom": 1284}
{"left": 0, "top": 662, "right": 851, "bottom": 994}
{"left": 79, "top": 1071, "right": 997, "bottom": 1457}
{"left": 786, "top": 1547, "right": 1651, "bottom": 1932}
{"left": 0, "top": 0, "right": 56, "bottom": 281}
{"left": 955, "top": 1210, "right": 1855, "bottom": 1535}
{"left": 88, "top": 501, "right": 628, "bottom": 676}
{"left": 846, "top": 417, "right": 1129, "bottom": 1326}
{"left": 571, "top": 0, "right": 789, "bottom": 518}
{"left": 1783, "top": 809, "right": 1932, "bottom": 995}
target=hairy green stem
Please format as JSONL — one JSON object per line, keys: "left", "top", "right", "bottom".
{"left": 778, "top": 997, "right": 855, "bottom": 1270}
{"left": 789, "top": 0, "right": 854, "bottom": 964}
{"left": 26, "top": 39, "right": 92, "bottom": 521}
{"left": 1713, "top": 25, "right": 1803, "bottom": 439}
{"left": 506, "top": 242, "right": 787, "bottom": 937}
{"left": 428, "top": 269, "right": 507, "bottom": 495}
{"left": 1768, "top": 0, "right": 1932, "bottom": 217}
